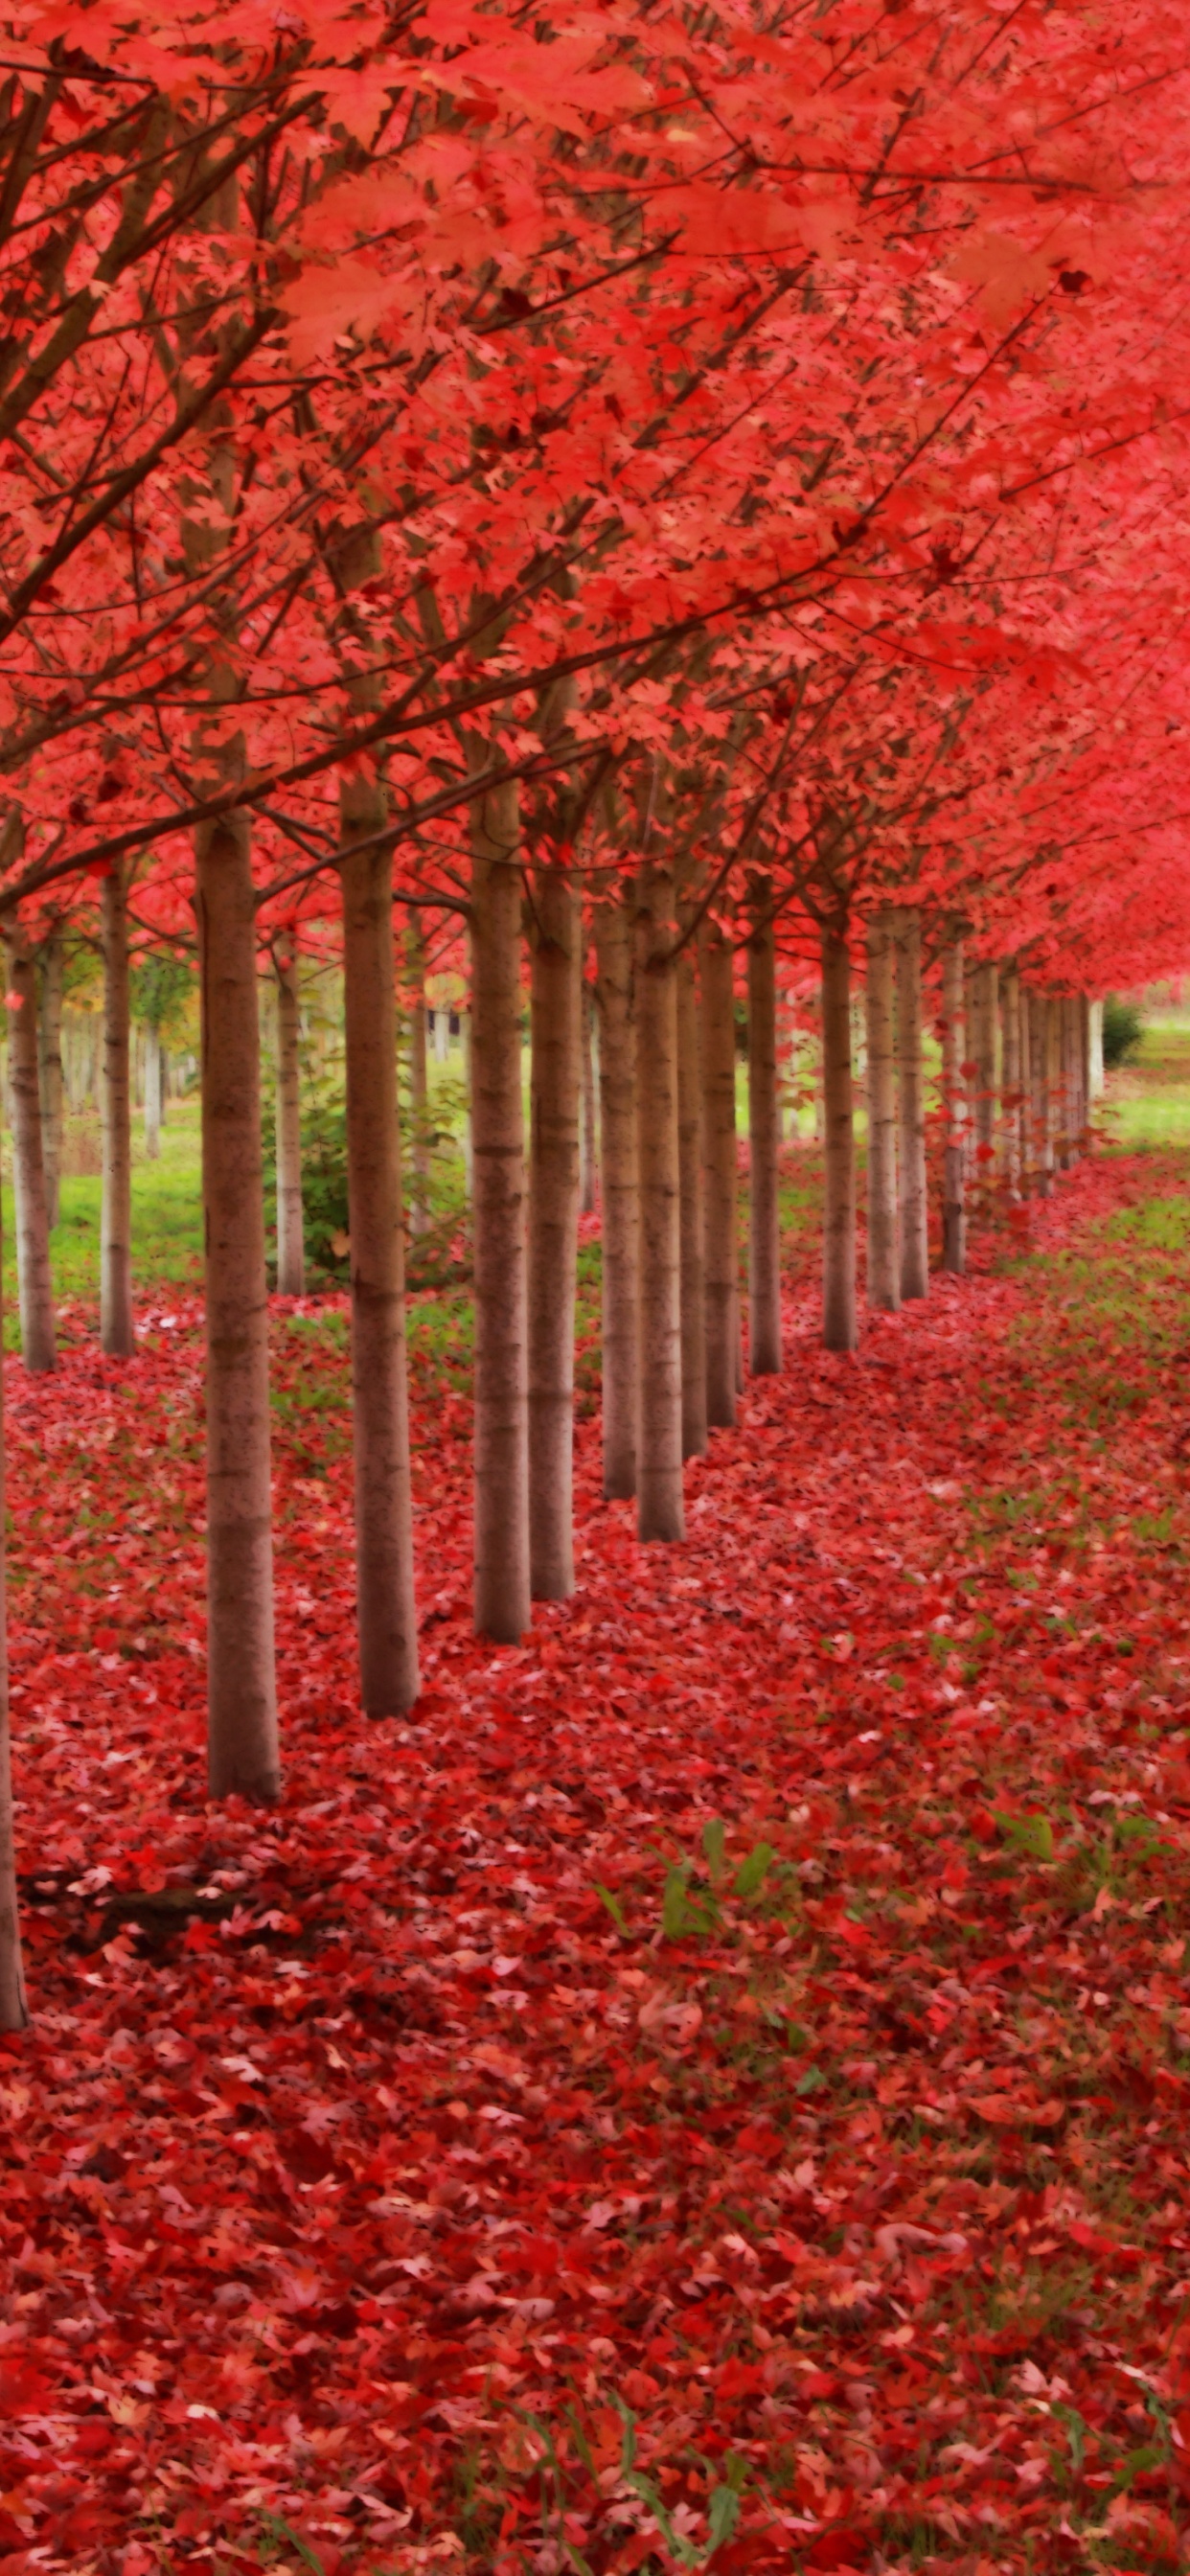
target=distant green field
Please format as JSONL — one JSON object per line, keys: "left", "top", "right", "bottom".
{"left": 1101, "top": 1015, "right": 1190, "bottom": 1148}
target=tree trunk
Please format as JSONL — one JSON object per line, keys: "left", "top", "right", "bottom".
{"left": 1030, "top": 993, "right": 1053, "bottom": 1195}
{"left": 469, "top": 760, "right": 530, "bottom": 1642}
{"left": 821, "top": 925, "right": 857, "bottom": 1351}
{"left": 971, "top": 960, "right": 997, "bottom": 1211}
{"left": 275, "top": 941, "right": 305, "bottom": 1296}
{"left": 1001, "top": 967, "right": 1021, "bottom": 1198}
{"left": 38, "top": 934, "right": 63, "bottom": 1230}
{"left": 941, "top": 932, "right": 967, "bottom": 1273}
{"left": 864, "top": 910, "right": 900, "bottom": 1307}
{"left": 593, "top": 888, "right": 637, "bottom": 1501}
{"left": 1066, "top": 997, "right": 1083, "bottom": 1158}
{"left": 1080, "top": 995, "right": 1093, "bottom": 1138}
{"left": 580, "top": 977, "right": 598, "bottom": 1216}
{"left": 460, "top": 1000, "right": 474, "bottom": 1202}
{"left": 5, "top": 931, "right": 56, "bottom": 1372}
{"left": 527, "top": 865, "right": 580, "bottom": 1599}
{"left": 407, "top": 921, "right": 430, "bottom": 1238}
{"left": 198, "top": 818, "right": 279, "bottom": 1801}
{"left": 895, "top": 908, "right": 928, "bottom": 1300}
{"left": 746, "top": 885, "right": 782, "bottom": 1374}
{"left": 1051, "top": 997, "right": 1069, "bottom": 1169}
{"left": 699, "top": 915, "right": 739, "bottom": 1430}
{"left": 340, "top": 827, "right": 419, "bottom": 1715}
{"left": 1018, "top": 978, "right": 1033, "bottom": 1194}
{"left": 1089, "top": 999, "right": 1105, "bottom": 1099}
{"left": 634, "top": 861, "right": 683, "bottom": 1543}
{"left": 0, "top": 1173, "right": 29, "bottom": 2027}
{"left": 676, "top": 947, "right": 708, "bottom": 1457}
{"left": 101, "top": 867, "right": 134, "bottom": 1358}
{"left": 144, "top": 1025, "right": 162, "bottom": 1162}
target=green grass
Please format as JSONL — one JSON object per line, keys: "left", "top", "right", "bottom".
{"left": 1101, "top": 1014, "right": 1190, "bottom": 1148}
{"left": 2, "top": 1097, "right": 205, "bottom": 1339}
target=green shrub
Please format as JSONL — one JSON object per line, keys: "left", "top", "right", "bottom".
{"left": 1102, "top": 995, "right": 1143, "bottom": 1069}
{"left": 262, "top": 1059, "right": 469, "bottom": 1284}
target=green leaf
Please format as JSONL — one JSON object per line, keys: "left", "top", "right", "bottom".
{"left": 624, "top": 2467, "right": 700, "bottom": 2569}
{"left": 663, "top": 1866, "right": 693, "bottom": 1939}
{"left": 707, "top": 2480, "right": 743, "bottom": 2557}
{"left": 702, "top": 1816, "right": 727, "bottom": 1880}
{"left": 259, "top": 2518, "right": 325, "bottom": 2575}
{"left": 595, "top": 1881, "right": 629, "bottom": 1935}
{"left": 612, "top": 2392, "right": 638, "bottom": 2478}
{"left": 796, "top": 2065, "right": 827, "bottom": 2096}
{"left": 734, "top": 1841, "right": 775, "bottom": 1900}
{"left": 995, "top": 1810, "right": 1054, "bottom": 1862}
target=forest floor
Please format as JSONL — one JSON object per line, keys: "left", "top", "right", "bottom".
{"left": 4, "top": 1107, "right": 1190, "bottom": 2576}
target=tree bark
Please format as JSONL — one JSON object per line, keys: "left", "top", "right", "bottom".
{"left": 274, "top": 940, "right": 305, "bottom": 1296}
{"left": 580, "top": 976, "right": 598, "bottom": 1216}
{"left": 1088, "top": 999, "right": 1105, "bottom": 1099}
{"left": 407, "top": 919, "right": 430, "bottom": 1238}
{"left": 864, "top": 910, "right": 900, "bottom": 1307}
{"left": 634, "top": 861, "right": 683, "bottom": 1543}
{"left": 1051, "top": 996, "right": 1069, "bottom": 1170}
{"left": 469, "top": 758, "right": 531, "bottom": 1641}
{"left": 527, "top": 864, "right": 580, "bottom": 1599}
{"left": 746, "top": 884, "right": 782, "bottom": 1374}
{"left": 971, "top": 960, "right": 998, "bottom": 1210}
{"left": 340, "top": 828, "right": 419, "bottom": 1714}
{"left": 197, "top": 816, "right": 280, "bottom": 1802}
{"left": 1079, "top": 995, "right": 1093, "bottom": 1140}
{"left": 676, "top": 946, "right": 708, "bottom": 1457}
{"left": 895, "top": 907, "right": 928, "bottom": 1300}
{"left": 38, "top": 934, "right": 63, "bottom": 1230}
{"left": 941, "top": 932, "right": 967, "bottom": 1273}
{"left": 821, "top": 925, "right": 857, "bottom": 1351}
{"left": 101, "top": 866, "right": 134, "bottom": 1358}
{"left": 1018, "top": 977, "right": 1033, "bottom": 1194}
{"left": 1030, "top": 993, "right": 1053, "bottom": 1195}
{"left": 5, "top": 930, "right": 56, "bottom": 1372}
{"left": 699, "top": 914, "right": 739, "bottom": 1430}
{"left": 593, "top": 887, "right": 637, "bottom": 1500}
{"left": 1000, "top": 967, "right": 1021, "bottom": 1198}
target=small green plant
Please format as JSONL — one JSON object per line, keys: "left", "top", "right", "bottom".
{"left": 1102, "top": 994, "right": 1143, "bottom": 1068}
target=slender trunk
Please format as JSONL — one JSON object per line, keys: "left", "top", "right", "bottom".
{"left": 1065, "top": 998, "right": 1083, "bottom": 1159}
{"left": 460, "top": 1001, "right": 474, "bottom": 1202}
{"left": 1030, "top": 993, "right": 1053, "bottom": 1195}
{"left": 144, "top": 1025, "right": 162, "bottom": 1162}
{"left": 341, "top": 830, "right": 419, "bottom": 1714}
{"left": 1018, "top": 979, "right": 1033, "bottom": 1194}
{"left": 821, "top": 925, "right": 857, "bottom": 1351}
{"left": 1079, "top": 996, "right": 1093, "bottom": 1140}
{"left": 38, "top": 935, "right": 63, "bottom": 1230}
{"left": 699, "top": 915, "right": 739, "bottom": 1429}
{"left": 407, "top": 922, "right": 430, "bottom": 1238}
{"left": 971, "top": 960, "right": 998, "bottom": 1210}
{"left": 746, "top": 885, "right": 782, "bottom": 1374}
{"left": 101, "top": 867, "right": 133, "bottom": 1358}
{"left": 1051, "top": 997, "right": 1069, "bottom": 1170}
{"left": 434, "top": 1006, "right": 448, "bottom": 1065}
{"left": 580, "top": 978, "right": 598, "bottom": 1217}
{"left": 676, "top": 947, "right": 708, "bottom": 1457}
{"left": 895, "top": 908, "right": 928, "bottom": 1300}
{"left": 1001, "top": 967, "right": 1021, "bottom": 1198}
{"left": 197, "top": 816, "right": 280, "bottom": 1802}
{"left": 941, "top": 933, "right": 967, "bottom": 1274}
{"left": 275, "top": 942, "right": 305, "bottom": 1296}
{"left": 0, "top": 1196, "right": 27, "bottom": 2025}
{"left": 469, "top": 760, "right": 530, "bottom": 1641}
{"left": 593, "top": 889, "right": 638, "bottom": 1500}
{"left": 634, "top": 861, "right": 683, "bottom": 1543}
{"left": 527, "top": 865, "right": 580, "bottom": 1599}
{"left": 1089, "top": 999, "right": 1105, "bottom": 1099}
{"left": 5, "top": 932, "right": 56, "bottom": 1371}
{"left": 864, "top": 910, "right": 900, "bottom": 1307}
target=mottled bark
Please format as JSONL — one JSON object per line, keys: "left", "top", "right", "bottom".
{"left": 593, "top": 889, "right": 637, "bottom": 1500}
{"left": 821, "top": 926, "right": 857, "bottom": 1352}
{"left": 634, "top": 862, "right": 683, "bottom": 1543}
{"left": 895, "top": 908, "right": 928, "bottom": 1300}
{"left": 1000, "top": 967, "right": 1021, "bottom": 1199}
{"left": 341, "top": 820, "right": 419, "bottom": 1715}
{"left": 941, "top": 933, "right": 967, "bottom": 1274}
{"left": 469, "top": 758, "right": 530, "bottom": 1641}
{"left": 407, "top": 920, "right": 430, "bottom": 1238}
{"left": 38, "top": 934, "right": 63, "bottom": 1230}
{"left": 274, "top": 942, "right": 305, "bottom": 1297}
{"left": 699, "top": 916, "right": 739, "bottom": 1430}
{"left": 5, "top": 931, "right": 55, "bottom": 1371}
{"left": 101, "top": 867, "right": 134, "bottom": 1358}
{"left": 676, "top": 947, "right": 708, "bottom": 1458}
{"left": 527, "top": 866, "right": 580, "bottom": 1598}
{"left": 746, "top": 886, "right": 782, "bottom": 1375}
{"left": 197, "top": 816, "right": 280, "bottom": 1802}
{"left": 864, "top": 910, "right": 900, "bottom": 1307}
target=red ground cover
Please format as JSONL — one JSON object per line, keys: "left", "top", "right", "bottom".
{"left": 3, "top": 1153, "right": 1190, "bottom": 2576}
